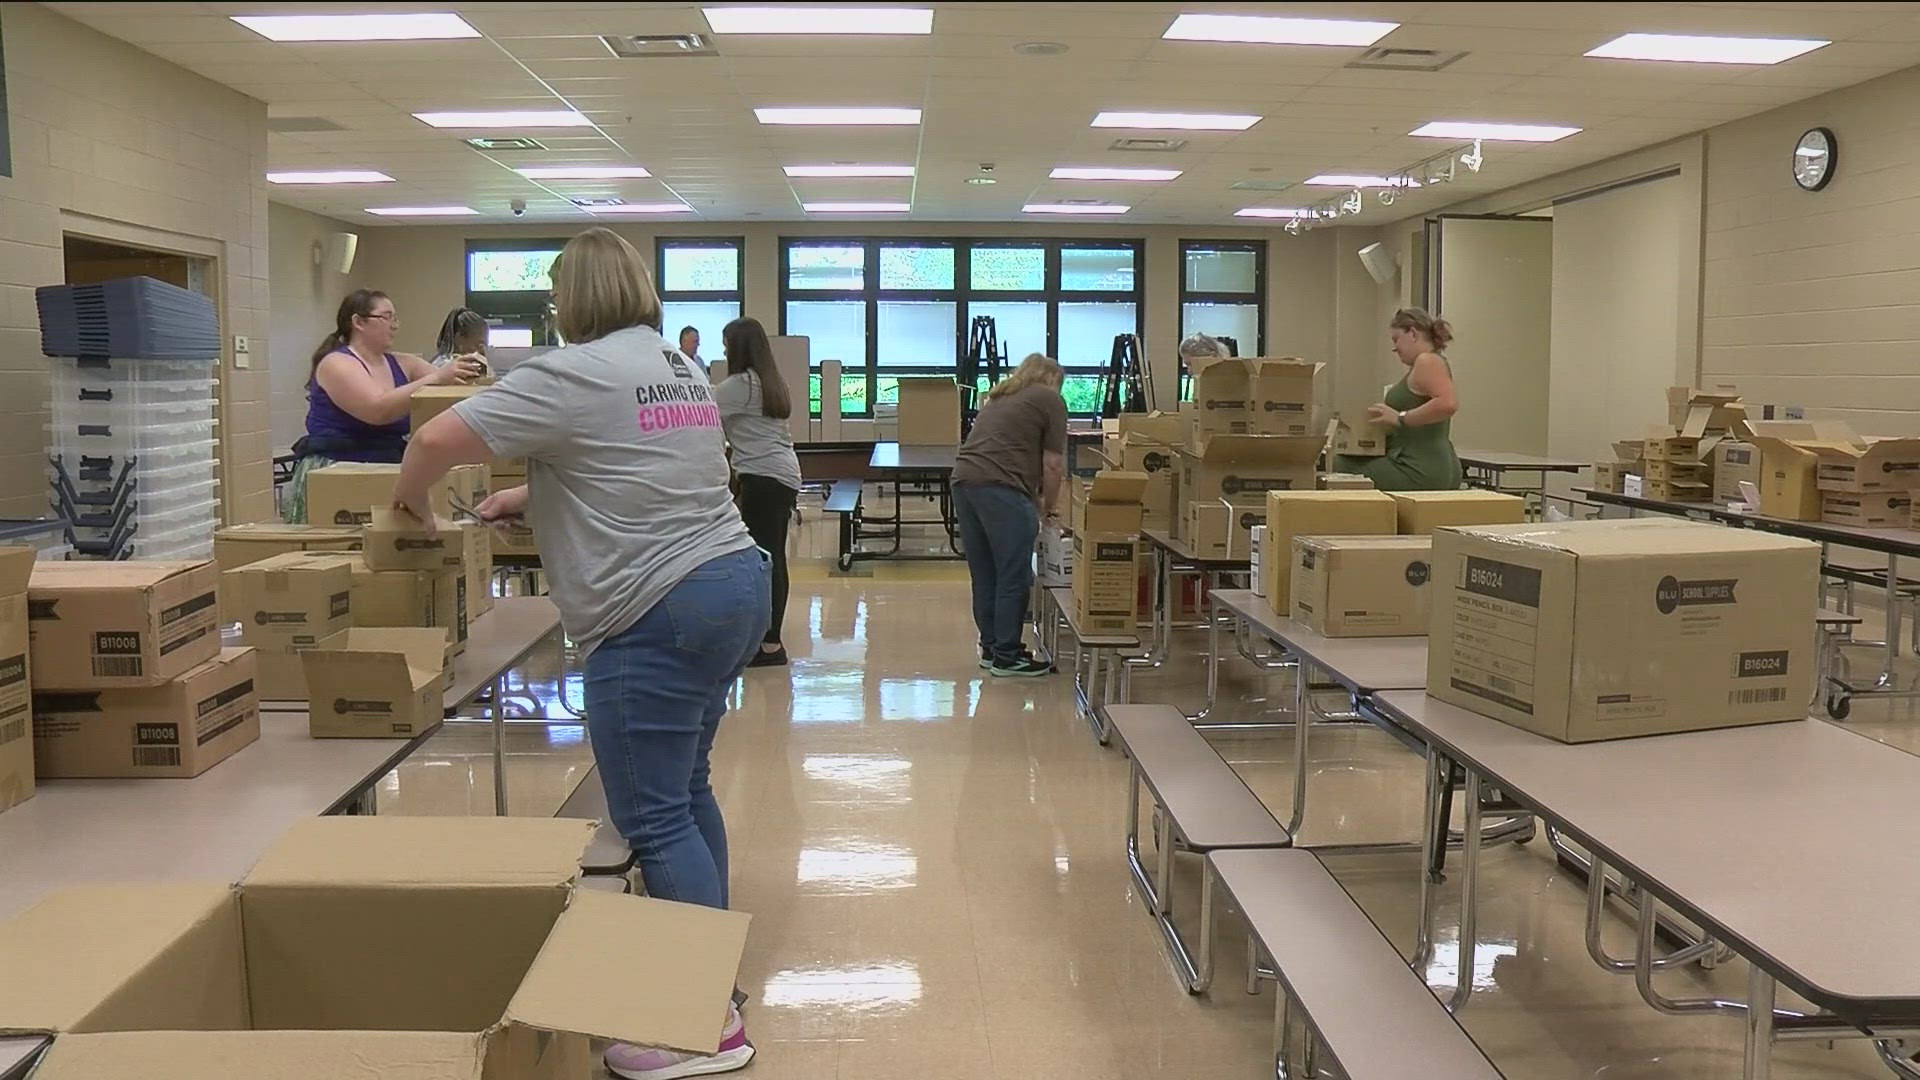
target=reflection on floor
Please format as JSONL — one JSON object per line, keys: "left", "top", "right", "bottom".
{"left": 378, "top": 509, "right": 1913, "bottom": 1079}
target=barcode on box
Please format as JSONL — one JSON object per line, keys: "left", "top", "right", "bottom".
{"left": 1728, "top": 687, "right": 1787, "bottom": 706}
{"left": 133, "top": 747, "right": 181, "bottom": 768}
{"left": 0, "top": 720, "right": 21, "bottom": 745}
{"left": 92, "top": 656, "right": 143, "bottom": 678}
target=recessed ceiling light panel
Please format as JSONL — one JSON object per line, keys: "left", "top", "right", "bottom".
{"left": 1023, "top": 203, "right": 1130, "bottom": 215}
{"left": 704, "top": 7, "right": 932, "bottom": 34}
{"left": 366, "top": 206, "right": 480, "bottom": 217}
{"left": 1410, "top": 121, "right": 1580, "bottom": 142}
{"left": 1050, "top": 167, "right": 1182, "bottom": 181}
{"left": 233, "top": 13, "right": 479, "bottom": 41}
{"left": 416, "top": 111, "right": 592, "bottom": 128}
{"left": 465, "top": 137, "right": 548, "bottom": 151}
{"left": 517, "top": 166, "right": 653, "bottom": 179}
{"left": 756, "top": 107, "right": 921, "bottom": 125}
{"left": 1092, "top": 111, "right": 1260, "bottom": 131}
{"left": 267, "top": 170, "right": 394, "bottom": 184}
{"left": 1586, "top": 33, "right": 1828, "bottom": 65}
{"left": 1234, "top": 207, "right": 1309, "bottom": 219}
{"left": 784, "top": 165, "right": 916, "bottom": 177}
{"left": 1163, "top": 13, "right": 1397, "bottom": 47}
{"left": 1305, "top": 174, "right": 1420, "bottom": 188}
{"left": 803, "top": 202, "right": 912, "bottom": 212}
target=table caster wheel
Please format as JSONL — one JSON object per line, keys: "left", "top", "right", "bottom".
{"left": 836, "top": 553, "right": 853, "bottom": 573}
{"left": 1826, "top": 692, "right": 1852, "bottom": 721}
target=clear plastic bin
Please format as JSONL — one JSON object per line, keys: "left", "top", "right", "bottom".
{"left": 48, "top": 422, "right": 218, "bottom": 458}
{"left": 136, "top": 497, "right": 217, "bottom": 539}
{"left": 55, "top": 395, "right": 214, "bottom": 432}
{"left": 51, "top": 360, "right": 215, "bottom": 406}
{"left": 135, "top": 537, "right": 212, "bottom": 561}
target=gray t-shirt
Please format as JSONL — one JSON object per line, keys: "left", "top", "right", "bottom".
{"left": 452, "top": 324, "right": 755, "bottom": 657}
{"left": 714, "top": 370, "right": 802, "bottom": 492}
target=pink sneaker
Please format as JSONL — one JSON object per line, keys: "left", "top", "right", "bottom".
{"left": 604, "top": 1006, "right": 754, "bottom": 1080}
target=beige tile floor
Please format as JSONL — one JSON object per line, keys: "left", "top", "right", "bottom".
{"left": 371, "top": 508, "right": 1920, "bottom": 1079}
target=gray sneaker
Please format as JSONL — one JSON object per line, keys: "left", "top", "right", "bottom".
{"left": 990, "top": 656, "right": 1053, "bottom": 678}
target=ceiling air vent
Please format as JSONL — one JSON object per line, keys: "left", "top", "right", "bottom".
{"left": 571, "top": 197, "right": 625, "bottom": 207}
{"left": 1108, "top": 137, "right": 1188, "bottom": 153}
{"left": 601, "top": 33, "right": 717, "bottom": 58}
{"left": 268, "top": 116, "right": 345, "bottom": 133}
{"left": 1345, "top": 47, "right": 1466, "bottom": 72}
{"left": 465, "top": 137, "right": 548, "bottom": 151}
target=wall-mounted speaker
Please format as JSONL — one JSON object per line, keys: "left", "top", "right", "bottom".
{"left": 320, "top": 231, "right": 358, "bottom": 274}
{"left": 1357, "top": 241, "right": 1397, "bottom": 287}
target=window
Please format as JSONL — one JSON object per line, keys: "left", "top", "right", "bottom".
{"left": 782, "top": 238, "right": 1142, "bottom": 417}
{"left": 465, "top": 239, "right": 565, "bottom": 347}
{"left": 657, "top": 237, "right": 744, "bottom": 367}
{"left": 1179, "top": 240, "right": 1265, "bottom": 360}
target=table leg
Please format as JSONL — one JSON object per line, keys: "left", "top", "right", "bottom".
{"left": 1448, "top": 768, "right": 1482, "bottom": 1012}
{"left": 1414, "top": 746, "right": 1446, "bottom": 969}
{"left": 1745, "top": 964, "right": 1776, "bottom": 1080}
{"left": 1286, "top": 654, "right": 1312, "bottom": 836}
{"left": 1143, "top": 546, "right": 1172, "bottom": 667}
{"left": 1880, "top": 553, "right": 1901, "bottom": 689}
{"left": 492, "top": 673, "right": 508, "bottom": 816}
{"left": 1192, "top": 591, "right": 1221, "bottom": 722}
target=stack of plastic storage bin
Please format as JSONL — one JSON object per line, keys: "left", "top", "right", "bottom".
{"left": 37, "top": 277, "right": 220, "bottom": 561}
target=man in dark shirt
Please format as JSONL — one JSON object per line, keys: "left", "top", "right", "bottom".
{"left": 952, "top": 353, "right": 1068, "bottom": 677}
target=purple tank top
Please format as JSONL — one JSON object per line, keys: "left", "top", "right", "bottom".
{"left": 305, "top": 350, "right": 410, "bottom": 462}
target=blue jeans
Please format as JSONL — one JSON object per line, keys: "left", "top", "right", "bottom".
{"left": 584, "top": 546, "right": 770, "bottom": 909}
{"left": 953, "top": 481, "right": 1038, "bottom": 665}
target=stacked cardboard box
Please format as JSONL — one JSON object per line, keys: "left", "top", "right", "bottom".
{"left": 0, "top": 550, "right": 33, "bottom": 812}
{"left": 305, "top": 462, "right": 488, "bottom": 529}
{"left": 1741, "top": 420, "right": 1920, "bottom": 525}
{"left": 1712, "top": 441, "right": 1763, "bottom": 505}
{"left": 211, "top": 523, "right": 361, "bottom": 624}
{"left": 1259, "top": 490, "right": 1397, "bottom": 616}
{"left": 1391, "top": 491, "right": 1525, "bottom": 535}
{"left": 1291, "top": 535, "right": 1433, "bottom": 637}
{"left": 1318, "top": 473, "right": 1376, "bottom": 491}
{"left": 1189, "top": 356, "right": 1325, "bottom": 438}
{"left": 224, "top": 551, "right": 357, "bottom": 700}
{"left": 1105, "top": 412, "right": 1187, "bottom": 530}
{"left": 27, "top": 561, "right": 258, "bottom": 778}
{"left": 1641, "top": 409, "right": 1720, "bottom": 503}
{"left": 1176, "top": 435, "right": 1321, "bottom": 559}
{"left": 1426, "top": 519, "right": 1816, "bottom": 743}
{"left": 1071, "top": 471, "right": 1147, "bottom": 635}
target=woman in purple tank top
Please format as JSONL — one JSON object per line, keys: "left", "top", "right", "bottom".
{"left": 284, "top": 289, "right": 481, "bottom": 522}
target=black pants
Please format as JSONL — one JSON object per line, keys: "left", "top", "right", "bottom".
{"left": 735, "top": 473, "right": 796, "bottom": 645}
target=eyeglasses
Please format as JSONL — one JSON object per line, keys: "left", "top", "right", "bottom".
{"left": 364, "top": 312, "right": 399, "bottom": 326}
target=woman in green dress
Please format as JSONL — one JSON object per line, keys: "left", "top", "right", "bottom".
{"left": 1335, "top": 307, "right": 1462, "bottom": 491}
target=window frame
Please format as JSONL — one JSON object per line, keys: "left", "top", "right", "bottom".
{"left": 1177, "top": 239, "right": 1267, "bottom": 357}
{"left": 780, "top": 236, "right": 1144, "bottom": 418}
{"left": 464, "top": 237, "right": 568, "bottom": 347}
{"left": 655, "top": 236, "right": 746, "bottom": 360}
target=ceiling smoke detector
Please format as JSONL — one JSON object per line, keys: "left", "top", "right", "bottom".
{"left": 1345, "top": 47, "right": 1467, "bottom": 72}
{"left": 600, "top": 32, "right": 717, "bottom": 58}
{"left": 465, "top": 137, "right": 548, "bottom": 151}
{"left": 1107, "top": 137, "right": 1189, "bottom": 153}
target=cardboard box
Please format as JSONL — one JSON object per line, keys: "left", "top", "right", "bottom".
{"left": 1115, "top": 411, "right": 1190, "bottom": 445}
{"left": 1177, "top": 435, "right": 1321, "bottom": 510}
{"left": 1822, "top": 491, "right": 1912, "bottom": 528}
{"left": 305, "top": 463, "right": 486, "bottom": 528}
{"left": 1592, "top": 462, "right": 1626, "bottom": 494}
{"left": 1328, "top": 416, "right": 1390, "bottom": 457}
{"left": 212, "top": 524, "right": 362, "bottom": 624}
{"left": 1811, "top": 436, "right": 1920, "bottom": 493}
{"left": 352, "top": 560, "right": 468, "bottom": 656}
{"left": 1037, "top": 526, "right": 1073, "bottom": 587}
{"left": 1741, "top": 421, "right": 1839, "bottom": 521}
{"left": 1182, "top": 501, "right": 1269, "bottom": 560}
{"left": 1667, "top": 386, "right": 1743, "bottom": 434}
{"left": 1071, "top": 470, "right": 1148, "bottom": 536}
{"left": 491, "top": 517, "right": 541, "bottom": 560}
{"left": 1644, "top": 458, "right": 1712, "bottom": 486}
{"left": 1643, "top": 477, "right": 1712, "bottom": 503}
{"left": 304, "top": 628, "right": 452, "bottom": 738}
{"left": 896, "top": 378, "right": 961, "bottom": 445}
{"left": 1071, "top": 534, "right": 1141, "bottom": 635}
{"left": 1110, "top": 413, "right": 1188, "bottom": 530}
{"left": 1390, "top": 490, "right": 1526, "bottom": 535}
{"left": 1427, "top": 519, "right": 1817, "bottom": 743}
{"left": 28, "top": 561, "right": 219, "bottom": 689}
{"left": 1259, "top": 489, "right": 1398, "bottom": 613}
{"left": 225, "top": 552, "right": 356, "bottom": 648}
{"left": 0, "top": 816, "right": 750, "bottom": 1080}
{"left": 461, "top": 522, "right": 494, "bottom": 618}
{"left": 0, "top": 549, "right": 34, "bottom": 813}
{"left": 31, "top": 648, "right": 259, "bottom": 778}
{"left": 1188, "top": 356, "right": 1251, "bottom": 434}
{"left": 363, "top": 509, "right": 468, "bottom": 573}
{"left": 1249, "top": 525, "right": 1267, "bottom": 598}
{"left": 410, "top": 384, "right": 482, "bottom": 432}
{"left": 253, "top": 631, "right": 346, "bottom": 702}
{"left": 1713, "top": 441, "right": 1762, "bottom": 505}
{"left": 1291, "top": 535, "right": 1433, "bottom": 637}
{"left": 1247, "top": 358, "right": 1322, "bottom": 437}
{"left": 1319, "top": 473, "right": 1376, "bottom": 491}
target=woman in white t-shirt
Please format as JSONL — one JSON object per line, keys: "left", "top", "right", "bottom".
{"left": 714, "top": 316, "right": 802, "bottom": 667}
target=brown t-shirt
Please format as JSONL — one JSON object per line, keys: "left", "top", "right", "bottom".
{"left": 952, "top": 383, "right": 1069, "bottom": 500}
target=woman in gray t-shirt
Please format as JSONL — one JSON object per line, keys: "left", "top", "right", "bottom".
{"left": 392, "top": 227, "right": 765, "bottom": 1080}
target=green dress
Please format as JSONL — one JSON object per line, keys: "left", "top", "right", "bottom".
{"left": 1333, "top": 368, "right": 1461, "bottom": 491}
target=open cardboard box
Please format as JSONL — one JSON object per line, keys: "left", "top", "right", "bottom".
{"left": 1740, "top": 420, "right": 1854, "bottom": 521}
{"left": 303, "top": 627, "right": 451, "bottom": 738}
{"left": 1071, "top": 469, "right": 1148, "bottom": 536}
{"left": 363, "top": 509, "right": 468, "bottom": 574}
{"left": 0, "top": 817, "right": 749, "bottom": 1079}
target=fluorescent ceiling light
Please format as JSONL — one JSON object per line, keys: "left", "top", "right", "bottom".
{"left": 755, "top": 107, "right": 921, "bottom": 125}
{"left": 267, "top": 170, "right": 394, "bottom": 184}
{"left": 366, "top": 206, "right": 479, "bottom": 216}
{"left": 704, "top": 7, "right": 932, "bottom": 34}
{"left": 232, "top": 12, "right": 479, "bottom": 41}
{"left": 1305, "top": 174, "right": 1420, "bottom": 188}
{"left": 784, "top": 165, "right": 916, "bottom": 177}
{"left": 1410, "top": 121, "right": 1580, "bottom": 142}
{"left": 516, "top": 166, "right": 652, "bottom": 179}
{"left": 803, "top": 202, "right": 912, "bottom": 212}
{"left": 1586, "top": 33, "right": 1828, "bottom": 65}
{"left": 588, "top": 203, "right": 694, "bottom": 214}
{"left": 1234, "top": 207, "right": 1309, "bottom": 219}
{"left": 1163, "top": 13, "right": 1396, "bottom": 46}
{"left": 1092, "top": 111, "right": 1260, "bottom": 131}
{"left": 1050, "top": 167, "right": 1182, "bottom": 181}
{"left": 414, "top": 111, "right": 592, "bottom": 128}
{"left": 1023, "top": 203, "right": 1130, "bottom": 215}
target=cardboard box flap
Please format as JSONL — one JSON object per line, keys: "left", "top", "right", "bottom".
{"left": 334, "top": 627, "right": 456, "bottom": 679}
{"left": 1808, "top": 435, "right": 1920, "bottom": 462}
{"left": 31, "top": 1030, "right": 487, "bottom": 1080}
{"left": 1444, "top": 518, "right": 1817, "bottom": 557}
{"left": 245, "top": 817, "right": 594, "bottom": 889}
{"left": 506, "top": 890, "right": 750, "bottom": 1055}
{"left": 215, "top": 523, "right": 361, "bottom": 544}
{"left": 1740, "top": 419, "right": 1855, "bottom": 444}
{"left": 29, "top": 561, "right": 209, "bottom": 590}
{"left": 0, "top": 884, "right": 233, "bottom": 1034}
{"left": 1192, "top": 434, "right": 1322, "bottom": 465}
{"left": 1115, "top": 412, "right": 1188, "bottom": 445}
{"left": 1084, "top": 470, "right": 1150, "bottom": 504}
{"left": 0, "top": 547, "right": 33, "bottom": 594}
